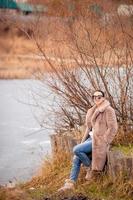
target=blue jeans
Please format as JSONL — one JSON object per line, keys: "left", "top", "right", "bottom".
{"left": 69, "top": 137, "right": 92, "bottom": 182}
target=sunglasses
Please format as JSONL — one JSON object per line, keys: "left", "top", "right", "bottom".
{"left": 92, "top": 95, "right": 103, "bottom": 100}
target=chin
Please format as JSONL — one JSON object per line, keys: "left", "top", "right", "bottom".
{"left": 96, "top": 101, "right": 102, "bottom": 105}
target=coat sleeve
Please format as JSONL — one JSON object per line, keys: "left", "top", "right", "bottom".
{"left": 81, "top": 108, "right": 92, "bottom": 143}
{"left": 104, "top": 107, "right": 118, "bottom": 144}
{"left": 85, "top": 108, "right": 93, "bottom": 130}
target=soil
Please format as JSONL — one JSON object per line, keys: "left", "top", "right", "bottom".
{"left": 42, "top": 194, "right": 100, "bottom": 200}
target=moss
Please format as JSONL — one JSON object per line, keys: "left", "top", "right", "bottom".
{"left": 112, "top": 144, "right": 133, "bottom": 156}
{"left": 26, "top": 187, "right": 46, "bottom": 199}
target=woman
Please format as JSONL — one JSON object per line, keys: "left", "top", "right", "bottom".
{"left": 58, "top": 90, "right": 118, "bottom": 192}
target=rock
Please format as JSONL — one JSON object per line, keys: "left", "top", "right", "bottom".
{"left": 50, "top": 133, "right": 79, "bottom": 156}
{"left": 6, "top": 181, "right": 16, "bottom": 189}
{"left": 29, "top": 187, "right": 35, "bottom": 190}
{"left": 107, "top": 147, "right": 133, "bottom": 180}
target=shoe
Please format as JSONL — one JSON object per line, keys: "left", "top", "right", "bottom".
{"left": 58, "top": 179, "right": 75, "bottom": 192}
{"left": 85, "top": 165, "right": 92, "bottom": 181}
{"left": 85, "top": 170, "right": 102, "bottom": 181}
{"left": 85, "top": 169, "right": 92, "bottom": 181}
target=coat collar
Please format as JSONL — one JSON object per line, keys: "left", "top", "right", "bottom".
{"left": 92, "top": 99, "right": 110, "bottom": 113}
{"left": 91, "top": 99, "right": 110, "bottom": 126}
{"left": 97, "top": 99, "right": 110, "bottom": 112}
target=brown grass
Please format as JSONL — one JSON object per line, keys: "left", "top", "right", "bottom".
{"left": 22, "top": 149, "right": 133, "bottom": 200}
{"left": 0, "top": 10, "right": 133, "bottom": 79}
{"left": 0, "top": 148, "right": 133, "bottom": 200}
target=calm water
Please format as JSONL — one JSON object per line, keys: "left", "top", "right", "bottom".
{"left": 0, "top": 79, "right": 55, "bottom": 185}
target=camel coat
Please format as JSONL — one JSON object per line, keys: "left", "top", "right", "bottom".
{"left": 85, "top": 99, "right": 118, "bottom": 171}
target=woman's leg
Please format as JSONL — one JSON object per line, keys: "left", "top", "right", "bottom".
{"left": 58, "top": 138, "right": 92, "bottom": 191}
{"left": 69, "top": 138, "right": 92, "bottom": 182}
{"left": 73, "top": 138, "right": 92, "bottom": 167}
{"left": 58, "top": 155, "right": 81, "bottom": 191}
{"left": 69, "top": 155, "right": 82, "bottom": 182}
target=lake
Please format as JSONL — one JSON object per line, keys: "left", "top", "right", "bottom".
{"left": 0, "top": 79, "right": 55, "bottom": 185}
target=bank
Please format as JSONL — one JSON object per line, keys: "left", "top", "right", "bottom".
{"left": 0, "top": 128, "right": 133, "bottom": 200}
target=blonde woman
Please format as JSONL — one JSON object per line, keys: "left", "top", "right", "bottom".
{"left": 58, "top": 90, "right": 118, "bottom": 192}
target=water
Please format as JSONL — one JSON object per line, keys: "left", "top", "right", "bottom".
{"left": 0, "top": 79, "right": 55, "bottom": 185}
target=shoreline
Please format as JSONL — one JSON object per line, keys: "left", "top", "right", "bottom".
{"left": 0, "top": 53, "right": 132, "bottom": 79}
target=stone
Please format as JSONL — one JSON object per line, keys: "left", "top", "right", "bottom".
{"left": 50, "top": 133, "right": 78, "bottom": 156}
{"left": 107, "top": 147, "right": 133, "bottom": 180}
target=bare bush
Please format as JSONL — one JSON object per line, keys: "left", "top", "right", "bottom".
{"left": 23, "top": 8, "right": 133, "bottom": 138}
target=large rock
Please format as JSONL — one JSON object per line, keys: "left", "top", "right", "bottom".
{"left": 50, "top": 132, "right": 79, "bottom": 156}
{"left": 107, "top": 147, "right": 133, "bottom": 180}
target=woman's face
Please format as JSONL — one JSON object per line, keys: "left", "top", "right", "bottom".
{"left": 92, "top": 91, "right": 105, "bottom": 106}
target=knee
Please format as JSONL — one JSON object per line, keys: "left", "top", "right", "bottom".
{"left": 73, "top": 145, "right": 80, "bottom": 155}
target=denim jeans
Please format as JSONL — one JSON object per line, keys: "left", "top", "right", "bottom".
{"left": 69, "top": 137, "right": 92, "bottom": 182}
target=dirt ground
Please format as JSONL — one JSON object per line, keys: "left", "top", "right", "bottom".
{"left": 0, "top": 186, "right": 96, "bottom": 200}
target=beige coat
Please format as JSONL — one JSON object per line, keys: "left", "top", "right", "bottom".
{"left": 85, "top": 99, "right": 118, "bottom": 171}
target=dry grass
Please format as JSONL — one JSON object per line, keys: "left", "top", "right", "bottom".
{"left": 0, "top": 11, "right": 132, "bottom": 79}
{"left": 23, "top": 152, "right": 72, "bottom": 191}
{"left": 0, "top": 33, "right": 73, "bottom": 79}
{"left": 0, "top": 148, "right": 133, "bottom": 200}
{"left": 113, "top": 129, "right": 133, "bottom": 146}
{"left": 22, "top": 149, "right": 133, "bottom": 200}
